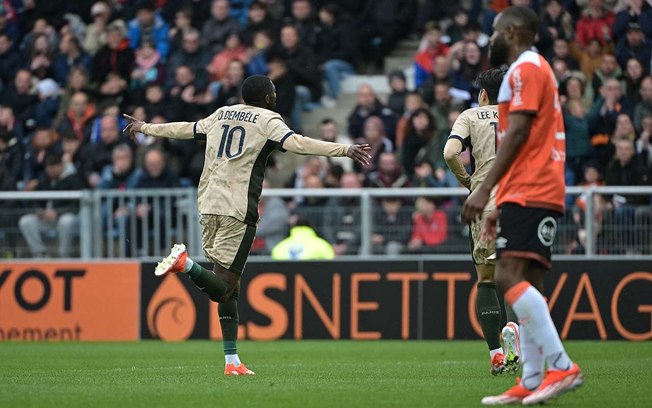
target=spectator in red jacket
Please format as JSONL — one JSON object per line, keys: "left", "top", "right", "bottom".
{"left": 575, "top": 0, "right": 615, "bottom": 48}
{"left": 407, "top": 196, "right": 448, "bottom": 252}
{"left": 414, "top": 22, "right": 449, "bottom": 88}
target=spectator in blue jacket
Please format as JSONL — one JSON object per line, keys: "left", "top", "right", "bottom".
{"left": 127, "top": 0, "right": 170, "bottom": 59}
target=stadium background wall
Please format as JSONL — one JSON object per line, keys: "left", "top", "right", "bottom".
{"left": 0, "top": 261, "right": 650, "bottom": 341}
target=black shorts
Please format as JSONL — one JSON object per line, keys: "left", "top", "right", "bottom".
{"left": 496, "top": 203, "right": 562, "bottom": 269}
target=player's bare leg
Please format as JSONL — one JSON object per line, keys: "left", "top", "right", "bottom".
{"left": 155, "top": 244, "right": 255, "bottom": 376}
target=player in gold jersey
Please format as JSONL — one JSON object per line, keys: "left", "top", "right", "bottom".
{"left": 444, "top": 69, "right": 520, "bottom": 376}
{"left": 123, "top": 75, "right": 370, "bottom": 376}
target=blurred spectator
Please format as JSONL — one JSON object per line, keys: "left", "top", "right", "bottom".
{"left": 430, "top": 81, "right": 455, "bottom": 135}
{"left": 84, "top": 1, "right": 114, "bottom": 55}
{"left": 207, "top": 32, "right": 249, "bottom": 82}
{"left": 98, "top": 143, "right": 141, "bottom": 190}
{"left": 293, "top": 174, "right": 328, "bottom": 235}
{"left": 414, "top": 22, "right": 449, "bottom": 88}
{"left": 575, "top": 0, "right": 615, "bottom": 48}
{"left": 365, "top": 152, "right": 409, "bottom": 188}
{"left": 255, "top": 180, "right": 289, "bottom": 255}
{"left": 247, "top": 30, "right": 273, "bottom": 76}
{"left": 34, "top": 78, "right": 61, "bottom": 127}
{"left": 91, "top": 21, "right": 134, "bottom": 88}
{"left": 0, "top": 31, "right": 20, "bottom": 86}
{"left": 131, "top": 41, "right": 165, "bottom": 90}
{"left": 562, "top": 76, "right": 593, "bottom": 185}
{"left": 266, "top": 53, "right": 295, "bottom": 121}
{"left": 57, "top": 91, "right": 96, "bottom": 143}
{"left": 449, "top": 41, "right": 486, "bottom": 107}
{"left": 589, "top": 53, "right": 622, "bottom": 102}
{"left": 276, "top": 24, "right": 321, "bottom": 108}
{"left": 242, "top": 1, "right": 280, "bottom": 46}
{"left": 637, "top": 114, "right": 652, "bottom": 172}
{"left": 315, "top": 3, "right": 356, "bottom": 101}
{"left": 355, "top": 116, "right": 394, "bottom": 174}
{"left": 285, "top": 156, "right": 323, "bottom": 192}
{"left": 613, "top": 113, "right": 637, "bottom": 141}
{"left": 127, "top": 0, "right": 170, "bottom": 59}
{"left": 18, "top": 154, "right": 83, "bottom": 258}
{"left": 55, "top": 66, "right": 92, "bottom": 123}
{"left": 400, "top": 107, "right": 438, "bottom": 178}
{"left": 167, "top": 64, "right": 202, "bottom": 121}
{"left": 444, "top": 7, "right": 469, "bottom": 45}
{"left": 347, "top": 84, "right": 396, "bottom": 140}
{"left": 541, "top": 0, "right": 575, "bottom": 42}
{"left": 613, "top": 0, "right": 652, "bottom": 40}
{"left": 23, "top": 127, "right": 61, "bottom": 189}
{"left": 324, "top": 171, "right": 362, "bottom": 255}
{"left": 134, "top": 148, "right": 180, "bottom": 252}
{"left": 80, "top": 115, "right": 124, "bottom": 187}
{"left": 212, "top": 59, "right": 246, "bottom": 107}
{"left": 358, "top": 0, "right": 417, "bottom": 69}
{"left": 372, "top": 197, "right": 412, "bottom": 255}
{"left": 407, "top": 196, "right": 448, "bottom": 253}
{"left": 623, "top": 58, "right": 646, "bottom": 104}
{"left": 605, "top": 138, "right": 651, "bottom": 253}
{"left": 143, "top": 84, "right": 167, "bottom": 118}
{"left": 318, "top": 118, "right": 353, "bottom": 172}
{"left": 387, "top": 71, "right": 409, "bottom": 116}
{"left": 2, "top": 69, "right": 38, "bottom": 123}
{"left": 52, "top": 33, "right": 91, "bottom": 86}
{"left": 61, "top": 132, "right": 82, "bottom": 170}
{"left": 166, "top": 28, "right": 211, "bottom": 90}
{"left": 587, "top": 77, "right": 633, "bottom": 168}
{"left": 25, "top": 33, "right": 54, "bottom": 80}
{"left": 615, "top": 22, "right": 650, "bottom": 69}
{"left": 418, "top": 55, "right": 452, "bottom": 104}
{"left": 633, "top": 75, "right": 652, "bottom": 130}
{"left": 167, "top": 7, "right": 193, "bottom": 54}
{"left": 271, "top": 217, "right": 334, "bottom": 260}
{"left": 395, "top": 92, "right": 426, "bottom": 145}
{"left": 549, "top": 39, "right": 579, "bottom": 71}
{"left": 0, "top": 127, "right": 22, "bottom": 191}
{"left": 201, "top": 0, "right": 241, "bottom": 54}
{"left": 285, "top": 0, "right": 320, "bottom": 49}
{"left": 569, "top": 38, "right": 613, "bottom": 82}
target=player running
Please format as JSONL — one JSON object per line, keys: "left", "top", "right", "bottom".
{"left": 443, "top": 68, "right": 520, "bottom": 377}
{"left": 462, "top": 6, "right": 583, "bottom": 405}
{"left": 123, "top": 75, "right": 371, "bottom": 376}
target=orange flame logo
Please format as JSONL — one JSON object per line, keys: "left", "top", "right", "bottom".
{"left": 147, "top": 274, "right": 196, "bottom": 341}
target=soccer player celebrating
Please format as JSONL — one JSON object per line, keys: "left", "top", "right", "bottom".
{"left": 444, "top": 68, "right": 520, "bottom": 376}
{"left": 462, "top": 6, "right": 583, "bottom": 405}
{"left": 123, "top": 75, "right": 371, "bottom": 376}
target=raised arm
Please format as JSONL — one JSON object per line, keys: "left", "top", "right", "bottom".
{"left": 122, "top": 114, "right": 197, "bottom": 140}
{"left": 282, "top": 133, "right": 371, "bottom": 167}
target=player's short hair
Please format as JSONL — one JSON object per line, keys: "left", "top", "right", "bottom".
{"left": 499, "top": 6, "right": 539, "bottom": 37}
{"left": 475, "top": 68, "right": 506, "bottom": 104}
{"left": 241, "top": 75, "right": 274, "bottom": 105}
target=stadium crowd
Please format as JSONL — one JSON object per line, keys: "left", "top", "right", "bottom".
{"left": 0, "top": 0, "right": 650, "bottom": 258}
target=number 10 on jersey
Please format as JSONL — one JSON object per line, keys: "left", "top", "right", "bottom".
{"left": 217, "top": 124, "right": 246, "bottom": 159}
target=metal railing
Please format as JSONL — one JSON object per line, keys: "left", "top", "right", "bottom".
{"left": 0, "top": 186, "right": 650, "bottom": 259}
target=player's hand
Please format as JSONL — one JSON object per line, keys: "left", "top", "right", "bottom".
{"left": 480, "top": 208, "right": 499, "bottom": 241}
{"left": 122, "top": 114, "right": 145, "bottom": 140}
{"left": 347, "top": 144, "right": 372, "bottom": 166}
{"left": 462, "top": 185, "right": 490, "bottom": 224}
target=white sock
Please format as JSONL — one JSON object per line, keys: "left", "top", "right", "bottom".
{"left": 511, "top": 285, "right": 573, "bottom": 371}
{"left": 519, "top": 323, "right": 544, "bottom": 390}
{"left": 490, "top": 348, "right": 503, "bottom": 359}
{"left": 225, "top": 354, "right": 241, "bottom": 366}
{"left": 183, "top": 257, "right": 194, "bottom": 273}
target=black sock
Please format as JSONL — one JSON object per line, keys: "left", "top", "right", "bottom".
{"left": 187, "top": 262, "right": 227, "bottom": 302}
{"left": 476, "top": 282, "right": 502, "bottom": 351}
{"left": 219, "top": 290, "right": 239, "bottom": 356}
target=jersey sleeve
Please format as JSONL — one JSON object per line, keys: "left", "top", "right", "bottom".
{"left": 449, "top": 110, "right": 471, "bottom": 150}
{"left": 265, "top": 115, "right": 295, "bottom": 149}
{"left": 141, "top": 122, "right": 195, "bottom": 139}
{"left": 194, "top": 108, "right": 222, "bottom": 140}
{"left": 508, "top": 63, "right": 543, "bottom": 114}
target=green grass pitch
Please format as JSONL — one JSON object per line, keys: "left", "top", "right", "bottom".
{"left": 1, "top": 340, "right": 650, "bottom": 407}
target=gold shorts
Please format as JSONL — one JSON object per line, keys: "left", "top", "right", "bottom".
{"left": 200, "top": 215, "right": 256, "bottom": 275}
{"left": 470, "top": 210, "right": 497, "bottom": 265}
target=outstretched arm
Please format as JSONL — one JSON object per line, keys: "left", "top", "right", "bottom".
{"left": 282, "top": 133, "right": 372, "bottom": 166}
{"left": 122, "top": 114, "right": 195, "bottom": 140}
